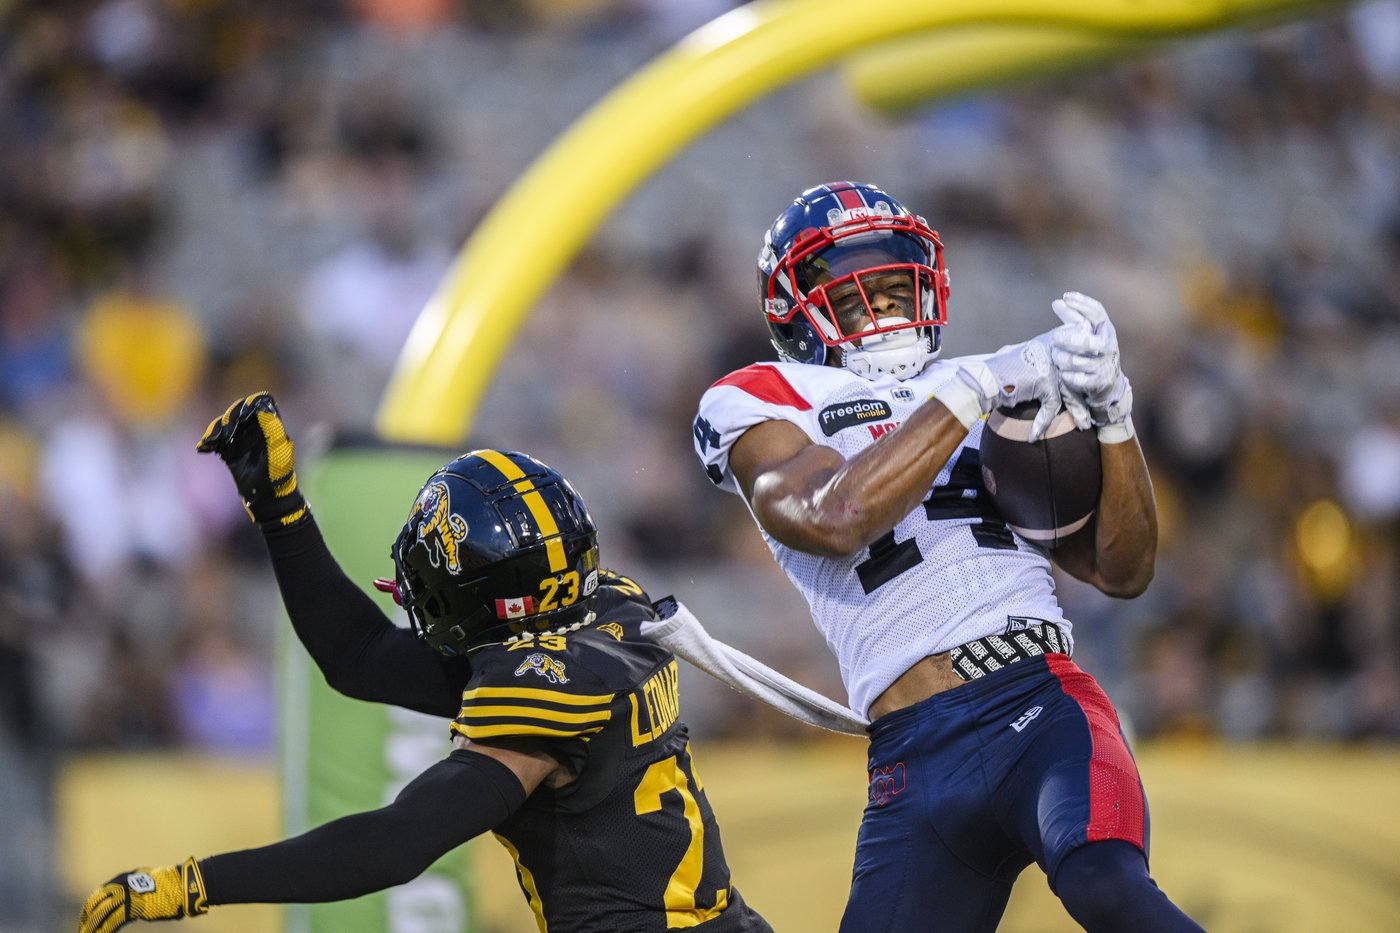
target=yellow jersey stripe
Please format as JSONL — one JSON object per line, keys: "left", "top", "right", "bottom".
{"left": 452, "top": 722, "right": 606, "bottom": 740}
{"left": 493, "top": 834, "right": 549, "bottom": 933}
{"left": 472, "top": 450, "right": 568, "bottom": 573}
{"left": 457, "top": 705, "right": 613, "bottom": 725}
{"left": 461, "top": 685, "right": 614, "bottom": 706}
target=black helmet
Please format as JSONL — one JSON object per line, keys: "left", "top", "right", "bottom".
{"left": 390, "top": 450, "right": 600, "bottom": 655}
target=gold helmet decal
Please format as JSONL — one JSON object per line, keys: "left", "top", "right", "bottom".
{"left": 409, "top": 481, "right": 469, "bottom": 574}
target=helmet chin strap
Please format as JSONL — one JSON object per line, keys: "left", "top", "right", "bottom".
{"left": 498, "top": 610, "right": 598, "bottom": 647}
{"left": 844, "top": 318, "right": 933, "bottom": 380}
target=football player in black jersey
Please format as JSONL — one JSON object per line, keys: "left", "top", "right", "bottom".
{"left": 78, "top": 392, "right": 772, "bottom": 933}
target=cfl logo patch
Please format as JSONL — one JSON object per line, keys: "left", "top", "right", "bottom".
{"left": 1010, "top": 706, "right": 1043, "bottom": 733}
{"left": 127, "top": 872, "right": 156, "bottom": 893}
{"left": 868, "top": 762, "right": 907, "bottom": 807}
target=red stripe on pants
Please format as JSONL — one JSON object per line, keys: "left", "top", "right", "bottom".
{"left": 1046, "top": 654, "right": 1145, "bottom": 849}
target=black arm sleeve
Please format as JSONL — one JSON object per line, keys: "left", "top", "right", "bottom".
{"left": 263, "top": 518, "right": 469, "bottom": 716}
{"left": 198, "top": 750, "right": 527, "bottom": 905}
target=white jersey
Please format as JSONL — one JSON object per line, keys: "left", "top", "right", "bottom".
{"left": 693, "top": 359, "right": 1072, "bottom": 718}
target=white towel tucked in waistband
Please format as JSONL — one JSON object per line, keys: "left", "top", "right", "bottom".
{"left": 641, "top": 598, "right": 869, "bottom": 736}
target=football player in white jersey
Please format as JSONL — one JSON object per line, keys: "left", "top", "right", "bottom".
{"left": 693, "top": 182, "right": 1203, "bottom": 932}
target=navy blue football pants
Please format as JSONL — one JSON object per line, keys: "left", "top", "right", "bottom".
{"left": 839, "top": 654, "right": 1203, "bottom": 932}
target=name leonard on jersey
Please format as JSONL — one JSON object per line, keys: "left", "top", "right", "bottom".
{"left": 630, "top": 659, "right": 681, "bottom": 747}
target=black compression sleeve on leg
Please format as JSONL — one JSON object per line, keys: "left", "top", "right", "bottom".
{"left": 262, "top": 517, "right": 469, "bottom": 715}
{"left": 1055, "top": 840, "right": 1204, "bottom": 933}
{"left": 199, "top": 750, "right": 527, "bottom": 905}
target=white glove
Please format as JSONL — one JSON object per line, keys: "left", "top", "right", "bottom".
{"left": 933, "top": 335, "right": 1062, "bottom": 442}
{"left": 1050, "top": 291, "right": 1135, "bottom": 443}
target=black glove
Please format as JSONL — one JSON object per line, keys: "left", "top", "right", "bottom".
{"left": 78, "top": 858, "right": 209, "bottom": 932}
{"left": 197, "top": 392, "right": 309, "bottom": 530}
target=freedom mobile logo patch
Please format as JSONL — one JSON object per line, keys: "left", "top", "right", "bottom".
{"left": 819, "top": 399, "right": 893, "bottom": 436}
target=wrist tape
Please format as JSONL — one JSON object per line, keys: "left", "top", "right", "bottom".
{"left": 931, "top": 362, "right": 999, "bottom": 430}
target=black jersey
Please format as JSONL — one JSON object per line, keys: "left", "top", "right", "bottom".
{"left": 450, "top": 571, "right": 770, "bottom": 933}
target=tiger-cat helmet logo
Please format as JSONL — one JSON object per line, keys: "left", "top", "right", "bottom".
{"left": 409, "top": 481, "right": 468, "bottom": 574}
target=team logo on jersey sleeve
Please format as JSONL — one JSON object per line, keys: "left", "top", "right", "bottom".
{"left": 819, "top": 399, "right": 893, "bottom": 436}
{"left": 598, "top": 622, "right": 625, "bottom": 641}
{"left": 515, "top": 653, "right": 570, "bottom": 684}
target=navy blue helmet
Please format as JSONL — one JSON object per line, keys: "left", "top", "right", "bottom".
{"left": 758, "top": 181, "right": 949, "bottom": 379}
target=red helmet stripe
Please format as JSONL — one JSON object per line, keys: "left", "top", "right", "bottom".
{"left": 711, "top": 364, "right": 812, "bottom": 411}
{"left": 835, "top": 187, "right": 864, "bottom": 211}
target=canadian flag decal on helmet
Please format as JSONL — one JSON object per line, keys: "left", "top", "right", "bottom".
{"left": 496, "top": 596, "right": 536, "bottom": 619}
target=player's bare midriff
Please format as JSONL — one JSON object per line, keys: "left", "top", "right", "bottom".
{"left": 867, "top": 652, "right": 968, "bottom": 720}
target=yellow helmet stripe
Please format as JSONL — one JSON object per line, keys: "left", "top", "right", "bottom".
{"left": 470, "top": 450, "right": 569, "bottom": 573}
{"left": 472, "top": 447, "right": 527, "bottom": 481}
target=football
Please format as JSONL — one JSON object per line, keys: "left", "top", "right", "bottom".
{"left": 979, "top": 402, "right": 1101, "bottom": 547}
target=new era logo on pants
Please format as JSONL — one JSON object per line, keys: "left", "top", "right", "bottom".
{"left": 1010, "top": 705, "right": 1043, "bottom": 732}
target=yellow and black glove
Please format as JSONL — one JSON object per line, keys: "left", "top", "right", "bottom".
{"left": 78, "top": 857, "right": 209, "bottom": 932}
{"left": 197, "top": 392, "right": 309, "bottom": 530}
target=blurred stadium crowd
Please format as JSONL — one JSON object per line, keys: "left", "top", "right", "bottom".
{"left": 2, "top": 0, "right": 1400, "bottom": 924}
